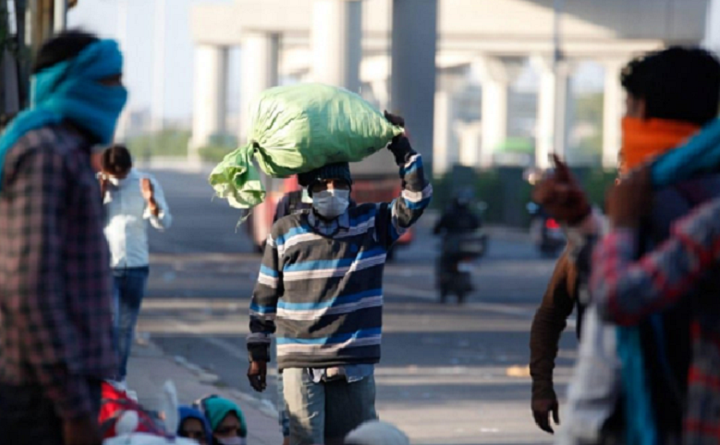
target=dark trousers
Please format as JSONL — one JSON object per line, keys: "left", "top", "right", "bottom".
{"left": 0, "top": 380, "right": 101, "bottom": 445}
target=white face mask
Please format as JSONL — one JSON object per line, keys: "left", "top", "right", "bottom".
{"left": 301, "top": 188, "right": 312, "bottom": 204}
{"left": 312, "top": 189, "right": 350, "bottom": 219}
{"left": 107, "top": 176, "right": 123, "bottom": 186}
{"left": 217, "top": 437, "right": 244, "bottom": 445}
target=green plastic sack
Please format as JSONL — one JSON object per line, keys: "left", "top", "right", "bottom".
{"left": 209, "top": 83, "right": 403, "bottom": 209}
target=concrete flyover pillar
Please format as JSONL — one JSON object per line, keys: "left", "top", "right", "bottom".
{"left": 240, "top": 32, "right": 280, "bottom": 144}
{"left": 602, "top": 59, "right": 626, "bottom": 170}
{"left": 390, "top": 0, "right": 438, "bottom": 174}
{"left": 456, "top": 122, "right": 482, "bottom": 168}
{"left": 311, "top": 0, "right": 362, "bottom": 92}
{"left": 433, "top": 90, "right": 456, "bottom": 176}
{"left": 533, "top": 56, "right": 573, "bottom": 169}
{"left": 475, "top": 57, "right": 523, "bottom": 168}
{"left": 190, "top": 44, "right": 228, "bottom": 157}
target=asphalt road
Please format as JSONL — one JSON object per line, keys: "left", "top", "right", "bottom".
{"left": 138, "top": 168, "right": 578, "bottom": 445}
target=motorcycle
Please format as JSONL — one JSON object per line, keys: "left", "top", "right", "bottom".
{"left": 436, "top": 231, "right": 487, "bottom": 304}
{"left": 527, "top": 202, "right": 565, "bottom": 257}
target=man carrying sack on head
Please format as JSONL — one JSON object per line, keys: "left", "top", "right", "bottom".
{"left": 246, "top": 113, "right": 432, "bottom": 445}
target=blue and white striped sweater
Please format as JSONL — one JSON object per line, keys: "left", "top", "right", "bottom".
{"left": 247, "top": 151, "right": 431, "bottom": 369}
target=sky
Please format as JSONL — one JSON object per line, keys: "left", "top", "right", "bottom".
{"left": 68, "top": 0, "right": 240, "bottom": 123}
{"left": 68, "top": 0, "right": 720, "bottom": 123}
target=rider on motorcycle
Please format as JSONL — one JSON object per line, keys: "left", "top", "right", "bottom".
{"left": 434, "top": 190, "right": 481, "bottom": 235}
{"left": 434, "top": 190, "right": 482, "bottom": 303}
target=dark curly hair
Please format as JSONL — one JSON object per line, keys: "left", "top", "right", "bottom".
{"left": 621, "top": 47, "right": 720, "bottom": 126}
{"left": 101, "top": 144, "right": 133, "bottom": 176}
{"left": 32, "top": 29, "right": 98, "bottom": 74}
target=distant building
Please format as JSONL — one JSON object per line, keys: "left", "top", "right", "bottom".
{"left": 189, "top": 0, "right": 711, "bottom": 173}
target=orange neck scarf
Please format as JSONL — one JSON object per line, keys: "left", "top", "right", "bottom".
{"left": 621, "top": 117, "right": 700, "bottom": 173}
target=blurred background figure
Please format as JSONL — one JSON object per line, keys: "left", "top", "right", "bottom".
{"left": 0, "top": 29, "right": 127, "bottom": 445}
{"left": 434, "top": 188, "right": 486, "bottom": 304}
{"left": 100, "top": 144, "right": 172, "bottom": 386}
{"left": 195, "top": 396, "right": 248, "bottom": 445}
{"left": 433, "top": 189, "right": 482, "bottom": 235}
{"left": 533, "top": 46, "right": 720, "bottom": 444}
{"left": 178, "top": 405, "right": 212, "bottom": 445}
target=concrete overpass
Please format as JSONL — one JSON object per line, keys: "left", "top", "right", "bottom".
{"left": 189, "top": 0, "right": 711, "bottom": 172}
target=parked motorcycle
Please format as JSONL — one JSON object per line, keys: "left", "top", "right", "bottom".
{"left": 527, "top": 202, "right": 565, "bottom": 257}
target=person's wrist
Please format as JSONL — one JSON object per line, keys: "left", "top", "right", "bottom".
{"left": 388, "top": 136, "right": 412, "bottom": 161}
{"left": 532, "top": 380, "right": 556, "bottom": 400}
{"left": 566, "top": 203, "right": 592, "bottom": 226}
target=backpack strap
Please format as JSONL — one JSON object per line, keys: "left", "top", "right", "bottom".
{"left": 287, "top": 190, "right": 303, "bottom": 214}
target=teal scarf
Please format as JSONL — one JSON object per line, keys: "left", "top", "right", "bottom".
{"left": 0, "top": 39, "right": 127, "bottom": 190}
{"left": 618, "top": 327, "right": 658, "bottom": 445}
{"left": 652, "top": 118, "right": 720, "bottom": 186}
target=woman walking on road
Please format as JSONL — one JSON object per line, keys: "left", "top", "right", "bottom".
{"left": 99, "top": 144, "right": 172, "bottom": 385}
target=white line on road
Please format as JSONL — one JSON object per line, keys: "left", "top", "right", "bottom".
{"left": 382, "top": 283, "right": 577, "bottom": 329}
{"left": 384, "top": 284, "right": 533, "bottom": 317}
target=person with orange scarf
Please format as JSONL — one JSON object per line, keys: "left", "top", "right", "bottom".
{"left": 529, "top": 47, "right": 720, "bottom": 445}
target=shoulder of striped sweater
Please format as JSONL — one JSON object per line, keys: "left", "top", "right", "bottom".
{"left": 271, "top": 211, "right": 309, "bottom": 235}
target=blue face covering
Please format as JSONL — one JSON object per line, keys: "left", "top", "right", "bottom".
{"left": 0, "top": 39, "right": 128, "bottom": 191}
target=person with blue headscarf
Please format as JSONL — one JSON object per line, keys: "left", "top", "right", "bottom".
{"left": 178, "top": 406, "right": 213, "bottom": 445}
{"left": 0, "top": 30, "right": 127, "bottom": 445}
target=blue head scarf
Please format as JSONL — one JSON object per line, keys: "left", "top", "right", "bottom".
{"left": 0, "top": 39, "right": 127, "bottom": 190}
{"left": 178, "top": 405, "right": 213, "bottom": 445}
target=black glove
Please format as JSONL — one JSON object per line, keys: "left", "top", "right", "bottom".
{"left": 384, "top": 111, "right": 413, "bottom": 165}
{"left": 532, "top": 388, "right": 560, "bottom": 434}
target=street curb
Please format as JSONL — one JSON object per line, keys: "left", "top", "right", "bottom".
{"left": 138, "top": 334, "right": 280, "bottom": 421}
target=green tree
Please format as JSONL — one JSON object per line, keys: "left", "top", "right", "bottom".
{"left": 127, "top": 129, "right": 191, "bottom": 159}
{"left": 574, "top": 92, "right": 604, "bottom": 162}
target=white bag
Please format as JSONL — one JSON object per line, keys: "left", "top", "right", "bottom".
{"left": 103, "top": 433, "right": 199, "bottom": 445}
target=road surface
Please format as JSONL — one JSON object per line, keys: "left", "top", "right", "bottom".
{"left": 138, "top": 168, "right": 578, "bottom": 445}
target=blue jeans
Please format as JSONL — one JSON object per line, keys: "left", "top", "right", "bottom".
{"left": 283, "top": 368, "right": 377, "bottom": 445}
{"left": 113, "top": 267, "right": 149, "bottom": 379}
{"left": 278, "top": 369, "right": 290, "bottom": 438}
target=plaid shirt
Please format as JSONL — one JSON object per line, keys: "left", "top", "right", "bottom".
{"left": 591, "top": 197, "right": 720, "bottom": 444}
{"left": 0, "top": 124, "right": 116, "bottom": 419}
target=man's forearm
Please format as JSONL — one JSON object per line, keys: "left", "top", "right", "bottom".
{"left": 248, "top": 311, "right": 276, "bottom": 362}
{"left": 592, "top": 222, "right": 716, "bottom": 325}
{"left": 530, "top": 308, "right": 567, "bottom": 399}
{"left": 391, "top": 141, "right": 433, "bottom": 232}
{"left": 247, "top": 338, "right": 271, "bottom": 362}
